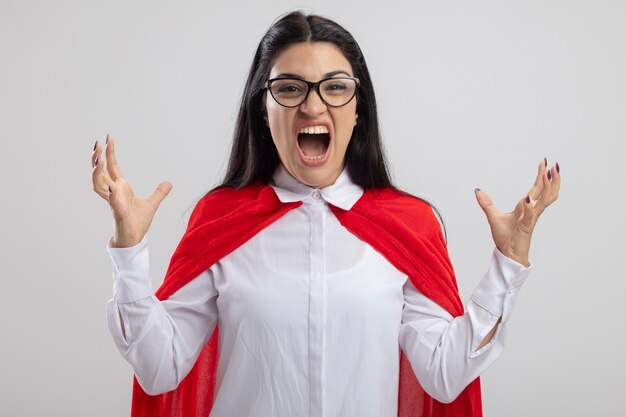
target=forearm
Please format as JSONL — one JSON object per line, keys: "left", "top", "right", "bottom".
{"left": 107, "top": 296, "right": 183, "bottom": 394}
{"left": 399, "top": 298, "right": 507, "bottom": 403}
{"left": 105, "top": 237, "right": 217, "bottom": 395}
{"left": 400, "top": 248, "right": 531, "bottom": 403}
{"left": 477, "top": 316, "right": 502, "bottom": 350}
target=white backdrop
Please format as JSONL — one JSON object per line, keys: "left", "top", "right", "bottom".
{"left": 1, "top": 0, "right": 624, "bottom": 416}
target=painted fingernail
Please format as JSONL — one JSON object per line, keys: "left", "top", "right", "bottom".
{"left": 525, "top": 195, "right": 531, "bottom": 204}
{"left": 547, "top": 170, "right": 552, "bottom": 181}
{"left": 544, "top": 157, "right": 547, "bottom": 167}
{"left": 94, "top": 157, "right": 99, "bottom": 167}
{"left": 93, "top": 140, "right": 97, "bottom": 151}
{"left": 556, "top": 162, "right": 560, "bottom": 173}
{"left": 474, "top": 188, "right": 481, "bottom": 193}
{"left": 108, "top": 186, "right": 112, "bottom": 194}
{"left": 106, "top": 134, "right": 109, "bottom": 144}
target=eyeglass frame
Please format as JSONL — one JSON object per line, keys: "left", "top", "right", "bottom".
{"left": 263, "top": 76, "right": 361, "bottom": 108}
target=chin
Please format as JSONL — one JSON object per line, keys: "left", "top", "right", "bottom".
{"left": 294, "top": 165, "right": 340, "bottom": 189}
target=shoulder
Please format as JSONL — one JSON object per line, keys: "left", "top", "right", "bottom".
{"left": 362, "top": 187, "right": 436, "bottom": 218}
{"left": 360, "top": 187, "right": 443, "bottom": 240}
{"left": 200, "top": 180, "right": 269, "bottom": 207}
{"left": 187, "top": 180, "right": 275, "bottom": 230}
{"left": 364, "top": 187, "right": 432, "bottom": 210}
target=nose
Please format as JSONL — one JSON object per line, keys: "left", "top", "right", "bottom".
{"left": 299, "top": 88, "right": 327, "bottom": 116}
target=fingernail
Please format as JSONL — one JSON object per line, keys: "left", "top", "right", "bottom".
{"left": 544, "top": 157, "right": 547, "bottom": 167}
{"left": 108, "top": 186, "right": 112, "bottom": 194}
{"left": 556, "top": 162, "right": 560, "bottom": 173}
{"left": 94, "top": 157, "right": 99, "bottom": 167}
{"left": 93, "top": 140, "right": 97, "bottom": 151}
{"left": 525, "top": 195, "right": 531, "bottom": 204}
{"left": 547, "top": 170, "right": 552, "bottom": 181}
{"left": 474, "top": 188, "right": 481, "bottom": 193}
{"left": 106, "top": 134, "right": 109, "bottom": 144}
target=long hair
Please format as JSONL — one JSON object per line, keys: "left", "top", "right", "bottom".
{"left": 214, "top": 11, "right": 393, "bottom": 191}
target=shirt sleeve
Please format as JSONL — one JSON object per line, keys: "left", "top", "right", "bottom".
{"left": 398, "top": 248, "right": 531, "bottom": 403}
{"left": 105, "top": 237, "right": 218, "bottom": 395}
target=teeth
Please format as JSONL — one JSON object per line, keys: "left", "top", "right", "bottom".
{"left": 298, "top": 126, "right": 329, "bottom": 134}
{"left": 304, "top": 154, "right": 325, "bottom": 160}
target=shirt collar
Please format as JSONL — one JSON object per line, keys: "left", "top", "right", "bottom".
{"left": 269, "top": 164, "right": 364, "bottom": 210}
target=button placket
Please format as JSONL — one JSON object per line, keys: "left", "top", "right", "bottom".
{"left": 308, "top": 205, "right": 326, "bottom": 417}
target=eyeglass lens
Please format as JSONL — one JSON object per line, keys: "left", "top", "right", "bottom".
{"left": 269, "top": 78, "right": 357, "bottom": 107}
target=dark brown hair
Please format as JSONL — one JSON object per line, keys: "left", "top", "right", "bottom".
{"left": 215, "top": 11, "right": 393, "bottom": 190}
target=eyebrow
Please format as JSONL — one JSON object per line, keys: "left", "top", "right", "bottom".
{"left": 273, "top": 70, "right": 352, "bottom": 79}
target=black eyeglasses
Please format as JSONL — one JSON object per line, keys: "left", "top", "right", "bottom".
{"left": 264, "top": 76, "right": 360, "bottom": 108}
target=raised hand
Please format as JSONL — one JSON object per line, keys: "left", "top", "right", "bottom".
{"left": 474, "top": 159, "right": 561, "bottom": 267}
{"left": 91, "top": 135, "right": 173, "bottom": 248}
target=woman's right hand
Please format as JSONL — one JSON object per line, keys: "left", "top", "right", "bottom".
{"left": 91, "top": 135, "right": 173, "bottom": 248}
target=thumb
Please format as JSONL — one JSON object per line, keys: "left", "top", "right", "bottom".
{"left": 474, "top": 188, "right": 498, "bottom": 220}
{"left": 147, "top": 181, "right": 173, "bottom": 208}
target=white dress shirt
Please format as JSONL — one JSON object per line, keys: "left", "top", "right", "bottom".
{"left": 106, "top": 164, "right": 531, "bottom": 417}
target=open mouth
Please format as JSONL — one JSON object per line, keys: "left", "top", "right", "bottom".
{"left": 296, "top": 126, "right": 331, "bottom": 161}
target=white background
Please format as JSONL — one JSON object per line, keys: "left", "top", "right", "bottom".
{"left": 1, "top": 0, "right": 624, "bottom": 416}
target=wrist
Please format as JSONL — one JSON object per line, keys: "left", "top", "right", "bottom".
{"left": 509, "top": 255, "right": 530, "bottom": 268}
{"left": 111, "top": 238, "right": 142, "bottom": 248}
{"left": 113, "top": 228, "right": 143, "bottom": 248}
{"left": 497, "top": 247, "right": 530, "bottom": 268}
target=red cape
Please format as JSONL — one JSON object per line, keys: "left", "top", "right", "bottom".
{"left": 130, "top": 181, "right": 482, "bottom": 417}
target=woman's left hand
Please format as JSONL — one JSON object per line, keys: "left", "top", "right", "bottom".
{"left": 475, "top": 159, "right": 561, "bottom": 267}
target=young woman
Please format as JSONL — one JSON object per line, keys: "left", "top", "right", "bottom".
{"left": 91, "top": 11, "right": 560, "bottom": 417}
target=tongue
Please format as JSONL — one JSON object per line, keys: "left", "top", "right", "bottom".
{"left": 298, "top": 134, "right": 329, "bottom": 156}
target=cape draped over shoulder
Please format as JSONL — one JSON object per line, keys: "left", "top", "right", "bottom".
{"left": 130, "top": 181, "right": 482, "bottom": 417}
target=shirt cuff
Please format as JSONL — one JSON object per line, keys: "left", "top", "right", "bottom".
{"left": 470, "top": 247, "right": 532, "bottom": 323}
{"left": 106, "top": 236, "right": 153, "bottom": 303}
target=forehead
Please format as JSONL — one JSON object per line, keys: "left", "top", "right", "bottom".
{"left": 269, "top": 42, "right": 353, "bottom": 78}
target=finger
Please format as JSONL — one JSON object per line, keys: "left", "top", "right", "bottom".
{"left": 91, "top": 140, "right": 101, "bottom": 167}
{"left": 547, "top": 163, "right": 561, "bottom": 204}
{"left": 146, "top": 181, "right": 173, "bottom": 209}
{"left": 105, "top": 135, "right": 124, "bottom": 181}
{"left": 527, "top": 159, "right": 546, "bottom": 201}
{"left": 107, "top": 181, "right": 118, "bottom": 208}
{"left": 474, "top": 188, "right": 499, "bottom": 221}
{"left": 512, "top": 196, "right": 525, "bottom": 220}
{"left": 536, "top": 164, "right": 559, "bottom": 208}
{"left": 519, "top": 194, "right": 537, "bottom": 233}
{"left": 92, "top": 154, "right": 115, "bottom": 200}
{"left": 535, "top": 163, "right": 554, "bottom": 212}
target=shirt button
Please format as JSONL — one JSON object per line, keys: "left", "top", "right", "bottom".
{"left": 312, "top": 191, "right": 321, "bottom": 200}
{"left": 507, "top": 288, "right": 515, "bottom": 295}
